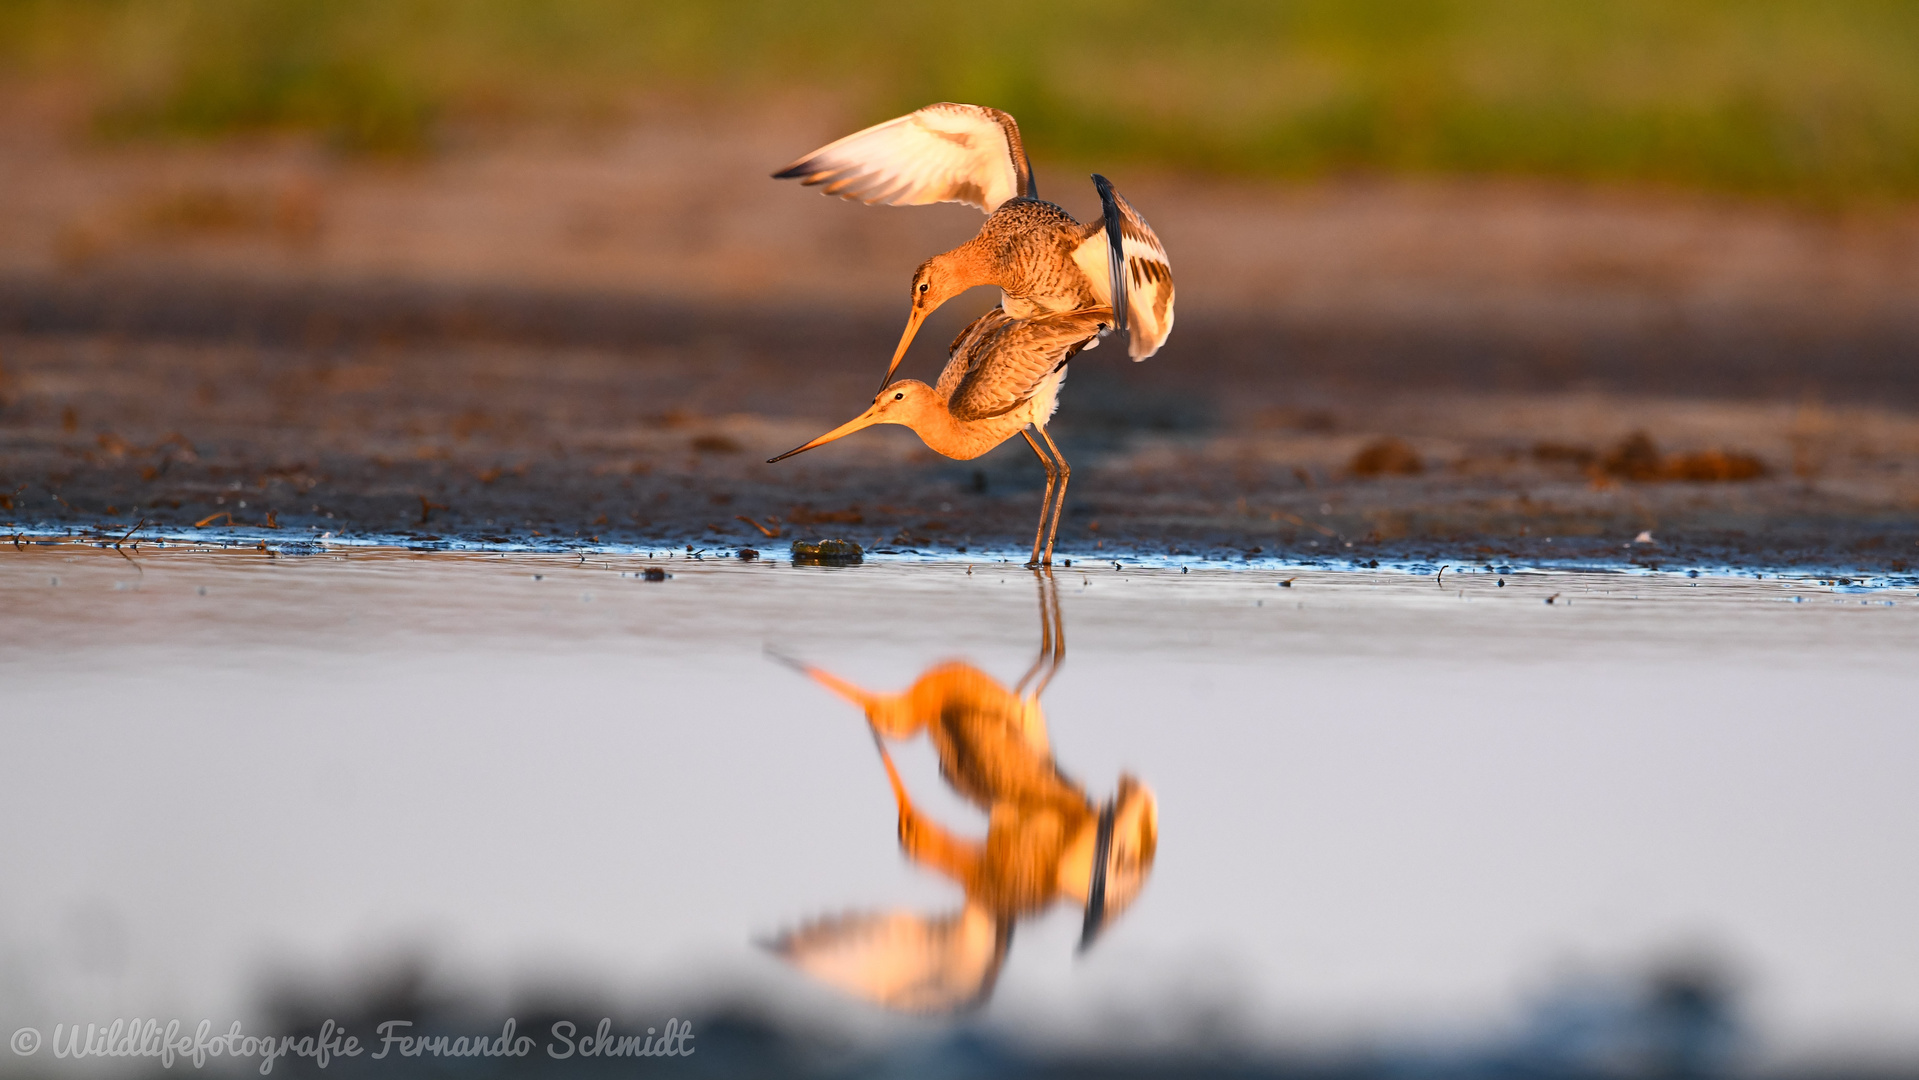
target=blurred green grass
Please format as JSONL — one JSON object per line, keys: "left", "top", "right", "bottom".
{"left": 4, "top": 0, "right": 1918, "bottom": 201}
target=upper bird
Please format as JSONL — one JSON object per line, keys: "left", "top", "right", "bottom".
{"left": 774, "top": 103, "right": 1175, "bottom": 388}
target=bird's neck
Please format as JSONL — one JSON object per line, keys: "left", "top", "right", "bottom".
{"left": 882, "top": 385, "right": 1013, "bottom": 461}
{"left": 938, "top": 242, "right": 998, "bottom": 290}
{"left": 891, "top": 402, "right": 975, "bottom": 458}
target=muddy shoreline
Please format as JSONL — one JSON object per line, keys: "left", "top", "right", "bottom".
{"left": 3, "top": 271, "right": 1915, "bottom": 576}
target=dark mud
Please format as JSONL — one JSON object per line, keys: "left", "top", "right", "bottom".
{"left": 3, "top": 272, "right": 1916, "bottom": 574}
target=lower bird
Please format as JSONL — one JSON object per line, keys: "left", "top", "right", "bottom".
{"left": 767, "top": 305, "right": 1110, "bottom": 567}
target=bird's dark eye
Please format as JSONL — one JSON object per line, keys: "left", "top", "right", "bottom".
{"left": 894, "top": 392, "right": 904, "bottom": 400}
{"left": 918, "top": 282, "right": 929, "bottom": 293}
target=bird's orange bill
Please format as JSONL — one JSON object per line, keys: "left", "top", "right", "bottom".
{"left": 766, "top": 403, "right": 886, "bottom": 463}
{"left": 881, "top": 307, "right": 929, "bottom": 390}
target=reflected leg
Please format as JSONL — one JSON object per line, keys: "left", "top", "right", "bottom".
{"left": 1015, "top": 568, "right": 1058, "bottom": 695}
{"left": 1030, "top": 568, "right": 1066, "bottom": 699}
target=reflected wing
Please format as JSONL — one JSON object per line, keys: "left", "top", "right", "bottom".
{"left": 946, "top": 308, "right": 1112, "bottom": 422}
{"left": 1071, "top": 180, "right": 1175, "bottom": 360}
{"left": 763, "top": 904, "right": 1011, "bottom": 1013}
{"left": 773, "top": 103, "right": 1033, "bottom": 213}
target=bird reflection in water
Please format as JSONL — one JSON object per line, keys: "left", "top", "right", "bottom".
{"left": 763, "top": 571, "right": 1158, "bottom": 1013}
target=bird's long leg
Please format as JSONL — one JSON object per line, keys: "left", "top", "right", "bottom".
{"left": 1036, "top": 425, "right": 1071, "bottom": 566}
{"left": 1021, "top": 427, "right": 1058, "bottom": 568}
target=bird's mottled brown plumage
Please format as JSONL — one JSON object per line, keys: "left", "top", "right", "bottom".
{"left": 939, "top": 306, "right": 1107, "bottom": 425}
{"left": 767, "top": 305, "right": 1109, "bottom": 564}
{"left": 956, "top": 199, "right": 1105, "bottom": 320}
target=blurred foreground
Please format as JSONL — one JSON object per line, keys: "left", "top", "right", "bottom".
{"left": 3, "top": 549, "right": 1916, "bottom": 1077}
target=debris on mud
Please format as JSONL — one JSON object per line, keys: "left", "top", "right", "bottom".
{"left": 1532, "top": 442, "right": 1598, "bottom": 467}
{"left": 690, "top": 434, "right": 743, "bottom": 454}
{"left": 1598, "top": 432, "right": 1770, "bottom": 482}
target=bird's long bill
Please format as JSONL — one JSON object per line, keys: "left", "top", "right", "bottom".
{"left": 880, "top": 308, "right": 929, "bottom": 391}
{"left": 766, "top": 405, "right": 884, "bottom": 463}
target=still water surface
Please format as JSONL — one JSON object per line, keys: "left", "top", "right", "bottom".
{"left": 2, "top": 543, "right": 1916, "bottom": 1068}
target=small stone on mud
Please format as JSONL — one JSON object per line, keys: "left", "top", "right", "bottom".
{"left": 737, "top": 548, "right": 759, "bottom": 560}
{"left": 791, "top": 538, "right": 863, "bottom": 565}
{"left": 641, "top": 567, "right": 667, "bottom": 581}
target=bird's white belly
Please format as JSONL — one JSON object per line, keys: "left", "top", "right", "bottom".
{"left": 1017, "top": 365, "right": 1068, "bottom": 427}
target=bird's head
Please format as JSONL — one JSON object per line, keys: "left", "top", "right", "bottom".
{"left": 767, "top": 382, "right": 939, "bottom": 463}
{"left": 882, "top": 252, "right": 981, "bottom": 389}
{"left": 910, "top": 253, "right": 976, "bottom": 313}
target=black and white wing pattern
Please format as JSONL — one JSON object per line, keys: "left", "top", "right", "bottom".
{"left": 942, "top": 308, "right": 1112, "bottom": 421}
{"left": 773, "top": 103, "right": 1035, "bottom": 213}
{"left": 1071, "top": 178, "right": 1175, "bottom": 360}
{"left": 762, "top": 904, "right": 1012, "bottom": 1014}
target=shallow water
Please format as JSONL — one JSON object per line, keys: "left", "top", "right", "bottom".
{"left": 2, "top": 542, "right": 1917, "bottom": 1073}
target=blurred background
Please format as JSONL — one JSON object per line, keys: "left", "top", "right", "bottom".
{"left": 9, "top": 0, "right": 1919, "bottom": 193}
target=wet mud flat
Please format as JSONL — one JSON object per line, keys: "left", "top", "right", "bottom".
{"left": 3, "top": 545, "right": 1917, "bottom": 1078}
{"left": 3, "top": 274, "right": 1918, "bottom": 576}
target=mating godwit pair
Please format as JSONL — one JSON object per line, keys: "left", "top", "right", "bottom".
{"left": 767, "top": 103, "right": 1176, "bottom": 565}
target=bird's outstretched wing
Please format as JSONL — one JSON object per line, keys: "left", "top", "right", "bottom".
{"left": 773, "top": 103, "right": 1035, "bottom": 214}
{"left": 1070, "top": 179, "right": 1175, "bottom": 360}
{"left": 944, "top": 308, "right": 1112, "bottom": 422}
{"left": 762, "top": 904, "right": 1012, "bottom": 1014}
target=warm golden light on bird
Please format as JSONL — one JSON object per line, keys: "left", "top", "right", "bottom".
{"left": 775, "top": 103, "right": 1176, "bottom": 390}
{"left": 768, "top": 306, "right": 1109, "bottom": 566}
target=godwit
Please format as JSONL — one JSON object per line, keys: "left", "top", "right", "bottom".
{"left": 764, "top": 574, "right": 1158, "bottom": 1013}
{"left": 767, "top": 305, "right": 1107, "bottom": 566}
{"left": 775, "top": 102, "right": 1175, "bottom": 387}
